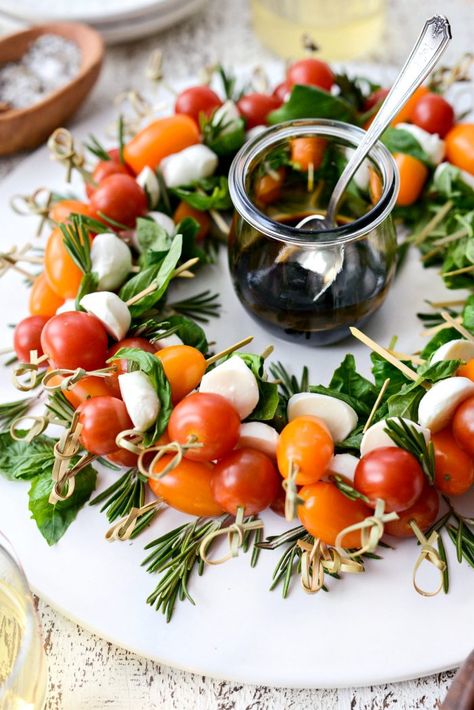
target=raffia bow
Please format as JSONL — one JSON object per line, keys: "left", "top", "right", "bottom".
{"left": 410, "top": 522, "right": 446, "bottom": 597}
{"left": 335, "top": 499, "right": 399, "bottom": 557}
{"left": 297, "top": 539, "right": 364, "bottom": 594}
{"left": 199, "top": 507, "right": 264, "bottom": 566}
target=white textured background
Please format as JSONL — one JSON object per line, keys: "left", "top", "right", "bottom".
{"left": 1, "top": 0, "right": 472, "bottom": 706}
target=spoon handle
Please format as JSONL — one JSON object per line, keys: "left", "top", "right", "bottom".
{"left": 326, "top": 15, "right": 451, "bottom": 224}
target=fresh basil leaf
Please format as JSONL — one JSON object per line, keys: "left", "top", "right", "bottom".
{"left": 270, "top": 397, "right": 288, "bottom": 433}
{"left": 75, "top": 271, "right": 99, "bottom": 310}
{"left": 204, "top": 117, "right": 246, "bottom": 156}
{"left": 336, "top": 425, "right": 364, "bottom": 455}
{"left": 420, "top": 327, "right": 460, "bottom": 360}
{"left": 329, "top": 354, "right": 378, "bottom": 412}
{"left": 155, "top": 315, "right": 208, "bottom": 354}
{"left": 237, "top": 354, "right": 279, "bottom": 421}
{"left": 433, "top": 163, "right": 474, "bottom": 208}
{"left": 462, "top": 295, "right": 474, "bottom": 334}
{"left": 417, "top": 359, "right": 463, "bottom": 382}
{"left": 28, "top": 464, "right": 97, "bottom": 546}
{"left": 371, "top": 352, "right": 412, "bottom": 398}
{"left": 171, "top": 176, "right": 232, "bottom": 211}
{"left": 0, "top": 432, "right": 56, "bottom": 481}
{"left": 121, "top": 235, "right": 183, "bottom": 318}
{"left": 108, "top": 347, "right": 172, "bottom": 445}
{"left": 136, "top": 217, "right": 172, "bottom": 254}
{"left": 381, "top": 127, "right": 431, "bottom": 164}
{"left": 387, "top": 382, "right": 424, "bottom": 420}
{"left": 268, "top": 84, "right": 356, "bottom": 125}
{"left": 176, "top": 217, "right": 209, "bottom": 264}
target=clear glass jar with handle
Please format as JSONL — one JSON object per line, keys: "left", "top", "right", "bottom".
{"left": 228, "top": 119, "right": 399, "bottom": 345}
{"left": 0, "top": 533, "right": 47, "bottom": 710}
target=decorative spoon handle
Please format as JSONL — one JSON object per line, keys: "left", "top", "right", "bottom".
{"left": 325, "top": 15, "right": 452, "bottom": 226}
{"left": 440, "top": 649, "right": 474, "bottom": 709}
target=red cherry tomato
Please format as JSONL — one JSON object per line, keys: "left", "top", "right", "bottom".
{"left": 237, "top": 93, "right": 281, "bottom": 128}
{"left": 77, "top": 396, "right": 132, "bottom": 455}
{"left": 354, "top": 446, "right": 425, "bottom": 513}
{"left": 277, "top": 416, "right": 334, "bottom": 485}
{"left": 445, "top": 124, "right": 474, "bottom": 175}
{"left": 123, "top": 115, "right": 200, "bottom": 173}
{"left": 107, "top": 337, "right": 156, "bottom": 375}
{"left": 432, "top": 427, "right": 474, "bottom": 496}
{"left": 270, "top": 483, "right": 286, "bottom": 517}
{"left": 29, "top": 273, "right": 65, "bottom": 318}
{"left": 175, "top": 85, "right": 222, "bottom": 125}
{"left": 13, "top": 315, "right": 49, "bottom": 362}
{"left": 149, "top": 456, "right": 223, "bottom": 516}
{"left": 363, "top": 87, "right": 389, "bottom": 111}
{"left": 89, "top": 174, "right": 147, "bottom": 228}
{"left": 86, "top": 160, "right": 132, "bottom": 198}
{"left": 411, "top": 93, "right": 455, "bottom": 138}
{"left": 452, "top": 396, "right": 474, "bottom": 457}
{"left": 286, "top": 58, "right": 334, "bottom": 91}
{"left": 168, "top": 392, "right": 240, "bottom": 462}
{"left": 107, "top": 148, "right": 135, "bottom": 173}
{"left": 44, "top": 227, "right": 91, "bottom": 300}
{"left": 299, "top": 480, "right": 372, "bottom": 548}
{"left": 272, "top": 81, "right": 290, "bottom": 103}
{"left": 41, "top": 311, "right": 108, "bottom": 371}
{"left": 107, "top": 447, "right": 139, "bottom": 468}
{"left": 384, "top": 481, "right": 439, "bottom": 538}
{"left": 155, "top": 345, "right": 206, "bottom": 404}
{"left": 211, "top": 448, "right": 280, "bottom": 515}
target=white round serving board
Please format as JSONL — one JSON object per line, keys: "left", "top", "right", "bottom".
{"left": 0, "top": 63, "right": 473, "bottom": 689}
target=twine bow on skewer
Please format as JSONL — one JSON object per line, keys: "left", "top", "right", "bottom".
{"left": 335, "top": 499, "right": 399, "bottom": 558}
{"left": 138, "top": 439, "right": 203, "bottom": 480}
{"left": 42, "top": 366, "right": 116, "bottom": 392}
{"left": 410, "top": 522, "right": 446, "bottom": 597}
{"left": 10, "top": 414, "right": 49, "bottom": 442}
{"left": 115, "top": 429, "right": 145, "bottom": 455}
{"left": 297, "top": 539, "right": 365, "bottom": 594}
{"left": 49, "top": 412, "right": 95, "bottom": 504}
{"left": 48, "top": 128, "right": 88, "bottom": 183}
{"left": 105, "top": 499, "right": 164, "bottom": 542}
{"left": 0, "top": 243, "right": 41, "bottom": 281}
{"left": 10, "top": 188, "right": 53, "bottom": 235}
{"left": 13, "top": 350, "right": 49, "bottom": 392}
{"left": 199, "top": 507, "right": 264, "bottom": 566}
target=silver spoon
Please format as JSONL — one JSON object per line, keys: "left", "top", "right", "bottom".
{"left": 295, "top": 15, "right": 452, "bottom": 301}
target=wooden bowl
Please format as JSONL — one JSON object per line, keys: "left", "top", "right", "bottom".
{"left": 0, "top": 22, "right": 104, "bottom": 155}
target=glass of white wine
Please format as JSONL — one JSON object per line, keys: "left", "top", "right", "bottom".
{"left": 0, "top": 534, "right": 47, "bottom": 710}
{"left": 251, "top": 0, "right": 386, "bottom": 61}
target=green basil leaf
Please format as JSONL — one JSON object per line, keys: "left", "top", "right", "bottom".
{"left": 462, "top": 295, "right": 474, "bottom": 334}
{"left": 417, "top": 359, "right": 463, "bottom": 382}
{"left": 238, "top": 354, "right": 279, "bottom": 421}
{"left": 155, "top": 315, "right": 208, "bottom": 354}
{"left": 108, "top": 347, "right": 172, "bottom": 445}
{"left": 171, "top": 176, "right": 232, "bottom": 211}
{"left": 28, "top": 464, "right": 97, "bottom": 546}
{"left": 75, "top": 271, "right": 99, "bottom": 310}
{"left": 0, "top": 432, "right": 56, "bottom": 481}
{"left": 371, "top": 352, "right": 412, "bottom": 398}
{"left": 420, "top": 327, "right": 460, "bottom": 360}
{"left": 381, "top": 127, "right": 431, "bottom": 164}
{"left": 336, "top": 425, "right": 364, "bottom": 455}
{"left": 268, "top": 85, "right": 356, "bottom": 125}
{"left": 329, "top": 354, "right": 378, "bottom": 412}
{"left": 387, "top": 382, "right": 424, "bottom": 420}
{"left": 204, "top": 118, "right": 246, "bottom": 156}
{"left": 136, "top": 217, "right": 172, "bottom": 254}
{"left": 176, "top": 217, "right": 209, "bottom": 264}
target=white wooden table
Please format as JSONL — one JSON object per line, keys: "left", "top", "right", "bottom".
{"left": 1, "top": 0, "right": 471, "bottom": 705}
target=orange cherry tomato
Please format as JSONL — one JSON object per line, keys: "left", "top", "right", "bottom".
{"left": 47, "top": 372, "right": 120, "bottom": 409}
{"left": 44, "top": 227, "right": 91, "bottom": 299}
{"left": 368, "top": 168, "right": 383, "bottom": 205}
{"left": 277, "top": 416, "right": 334, "bottom": 485}
{"left": 156, "top": 345, "right": 206, "bottom": 403}
{"left": 49, "top": 200, "right": 91, "bottom": 224}
{"left": 123, "top": 115, "right": 200, "bottom": 174}
{"left": 452, "top": 396, "right": 474, "bottom": 458}
{"left": 445, "top": 124, "right": 474, "bottom": 175}
{"left": 458, "top": 358, "right": 474, "bottom": 381}
{"left": 29, "top": 272, "right": 65, "bottom": 317}
{"left": 149, "top": 456, "right": 223, "bottom": 516}
{"left": 384, "top": 481, "right": 439, "bottom": 538}
{"left": 391, "top": 85, "right": 429, "bottom": 126}
{"left": 432, "top": 427, "right": 474, "bottom": 496}
{"left": 394, "top": 153, "right": 428, "bottom": 206}
{"left": 173, "top": 201, "right": 211, "bottom": 241}
{"left": 299, "top": 480, "right": 372, "bottom": 548}
{"left": 290, "top": 137, "right": 326, "bottom": 171}
{"left": 254, "top": 167, "right": 285, "bottom": 206}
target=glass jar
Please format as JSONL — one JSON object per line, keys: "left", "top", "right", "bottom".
{"left": 228, "top": 119, "right": 399, "bottom": 345}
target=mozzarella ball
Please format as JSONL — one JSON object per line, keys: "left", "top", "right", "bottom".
{"left": 287, "top": 392, "right": 357, "bottom": 443}
{"left": 118, "top": 370, "right": 160, "bottom": 432}
{"left": 80, "top": 291, "right": 131, "bottom": 341}
{"left": 90, "top": 232, "right": 132, "bottom": 291}
{"left": 199, "top": 355, "right": 259, "bottom": 419}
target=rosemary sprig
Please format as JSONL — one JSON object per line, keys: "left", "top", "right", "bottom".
{"left": 59, "top": 216, "right": 92, "bottom": 274}
{"left": 143, "top": 514, "right": 260, "bottom": 621}
{"left": 269, "top": 361, "right": 309, "bottom": 400}
{"left": 169, "top": 290, "right": 221, "bottom": 323}
{"left": 84, "top": 134, "right": 111, "bottom": 162}
{"left": 118, "top": 114, "right": 125, "bottom": 165}
{"left": 45, "top": 390, "right": 75, "bottom": 426}
{"left": 89, "top": 468, "right": 155, "bottom": 537}
{"left": 384, "top": 417, "right": 436, "bottom": 483}
{"left": 257, "top": 525, "right": 313, "bottom": 597}
{"left": 0, "top": 395, "right": 37, "bottom": 432}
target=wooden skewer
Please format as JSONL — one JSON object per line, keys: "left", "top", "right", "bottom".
{"left": 206, "top": 336, "right": 254, "bottom": 366}
{"left": 363, "top": 378, "right": 390, "bottom": 433}
{"left": 440, "top": 310, "right": 474, "bottom": 342}
{"left": 350, "top": 327, "right": 419, "bottom": 382}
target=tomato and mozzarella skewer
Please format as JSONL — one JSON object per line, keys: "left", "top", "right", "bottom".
{"left": 160, "top": 144, "right": 218, "bottom": 188}
{"left": 90, "top": 232, "right": 132, "bottom": 291}
{"left": 199, "top": 355, "right": 259, "bottom": 419}
{"left": 418, "top": 377, "right": 474, "bottom": 432}
{"left": 118, "top": 370, "right": 160, "bottom": 432}
{"left": 360, "top": 417, "right": 430, "bottom": 457}
{"left": 238, "top": 422, "right": 279, "bottom": 458}
{"left": 80, "top": 292, "right": 131, "bottom": 341}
